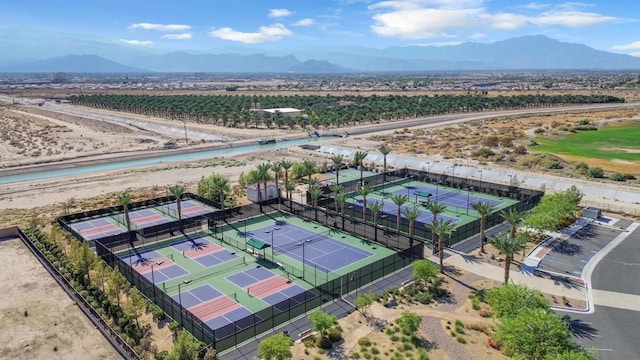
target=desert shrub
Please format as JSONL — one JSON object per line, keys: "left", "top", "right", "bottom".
{"left": 316, "top": 336, "right": 333, "bottom": 349}
{"left": 573, "top": 126, "right": 598, "bottom": 131}
{"left": 482, "top": 135, "right": 500, "bottom": 147}
{"left": 574, "top": 162, "right": 589, "bottom": 174}
{"left": 472, "top": 147, "right": 495, "bottom": 158}
{"left": 579, "top": 119, "right": 590, "bottom": 125}
{"left": 358, "top": 337, "right": 372, "bottom": 346}
{"left": 456, "top": 336, "right": 467, "bottom": 344}
{"left": 543, "top": 159, "right": 563, "bottom": 169}
{"left": 610, "top": 172, "right": 625, "bottom": 181}
{"left": 500, "top": 136, "right": 514, "bottom": 147}
{"left": 586, "top": 167, "right": 604, "bottom": 178}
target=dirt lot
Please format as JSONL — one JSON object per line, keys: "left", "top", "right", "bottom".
{"left": 0, "top": 237, "right": 120, "bottom": 360}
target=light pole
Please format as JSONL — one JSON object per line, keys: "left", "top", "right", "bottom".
{"left": 270, "top": 227, "right": 279, "bottom": 262}
{"left": 450, "top": 165, "right": 457, "bottom": 190}
{"left": 151, "top": 263, "right": 157, "bottom": 302}
{"left": 466, "top": 185, "right": 471, "bottom": 215}
{"left": 477, "top": 170, "right": 483, "bottom": 193}
{"left": 425, "top": 162, "right": 430, "bottom": 183}
{"left": 177, "top": 282, "right": 183, "bottom": 325}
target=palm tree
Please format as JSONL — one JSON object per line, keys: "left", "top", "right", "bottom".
{"left": 490, "top": 232, "right": 526, "bottom": 284}
{"left": 331, "top": 155, "right": 344, "bottom": 185}
{"left": 425, "top": 201, "right": 447, "bottom": 255}
{"left": 330, "top": 184, "right": 342, "bottom": 213}
{"left": 472, "top": 201, "right": 495, "bottom": 253}
{"left": 211, "top": 176, "right": 230, "bottom": 211}
{"left": 255, "top": 162, "right": 271, "bottom": 211}
{"left": 368, "top": 200, "right": 383, "bottom": 243}
{"left": 168, "top": 184, "right": 186, "bottom": 225}
{"left": 336, "top": 192, "right": 348, "bottom": 230}
{"left": 500, "top": 208, "right": 527, "bottom": 256}
{"left": 431, "top": 219, "right": 456, "bottom": 273}
{"left": 118, "top": 192, "right": 133, "bottom": 244}
{"left": 309, "top": 187, "right": 323, "bottom": 221}
{"left": 280, "top": 160, "right": 294, "bottom": 193}
{"left": 402, "top": 205, "right": 421, "bottom": 247}
{"left": 357, "top": 184, "right": 373, "bottom": 222}
{"left": 284, "top": 181, "right": 296, "bottom": 211}
{"left": 353, "top": 151, "right": 368, "bottom": 187}
{"left": 390, "top": 194, "right": 408, "bottom": 232}
{"left": 272, "top": 162, "right": 283, "bottom": 210}
{"left": 302, "top": 159, "right": 317, "bottom": 187}
{"left": 379, "top": 145, "right": 391, "bottom": 182}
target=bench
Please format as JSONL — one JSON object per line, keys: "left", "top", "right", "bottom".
{"left": 298, "top": 328, "right": 314, "bottom": 339}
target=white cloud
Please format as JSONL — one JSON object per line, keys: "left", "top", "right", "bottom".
{"left": 520, "top": 2, "right": 549, "bottom": 10}
{"left": 413, "top": 41, "right": 465, "bottom": 47}
{"left": 120, "top": 39, "right": 154, "bottom": 46}
{"left": 161, "top": 33, "right": 193, "bottom": 40}
{"left": 208, "top": 23, "right": 293, "bottom": 44}
{"left": 629, "top": 52, "right": 640, "bottom": 57}
{"left": 293, "top": 18, "right": 315, "bottom": 27}
{"left": 531, "top": 10, "right": 617, "bottom": 27}
{"left": 129, "top": 23, "right": 191, "bottom": 32}
{"left": 469, "top": 32, "right": 486, "bottom": 39}
{"left": 269, "top": 9, "right": 292, "bottom": 18}
{"left": 368, "top": 0, "right": 623, "bottom": 39}
{"left": 611, "top": 41, "right": 640, "bottom": 51}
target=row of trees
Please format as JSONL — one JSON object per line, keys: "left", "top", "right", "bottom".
{"left": 69, "top": 93, "right": 624, "bottom": 129}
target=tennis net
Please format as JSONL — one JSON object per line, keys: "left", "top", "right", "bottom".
{"left": 151, "top": 200, "right": 179, "bottom": 219}
{"left": 113, "top": 213, "right": 137, "bottom": 230}
{"left": 273, "top": 228, "right": 333, "bottom": 254}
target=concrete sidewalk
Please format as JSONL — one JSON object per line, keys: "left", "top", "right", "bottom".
{"left": 430, "top": 252, "right": 586, "bottom": 303}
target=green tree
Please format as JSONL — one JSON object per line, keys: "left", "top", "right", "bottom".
{"left": 357, "top": 184, "right": 373, "bottom": 222}
{"left": 125, "top": 288, "right": 147, "bottom": 326}
{"left": 75, "top": 240, "right": 96, "bottom": 283}
{"left": 330, "top": 184, "right": 342, "bottom": 213}
{"left": 390, "top": 194, "right": 408, "bottom": 232}
{"left": 168, "top": 184, "right": 186, "bottom": 224}
{"left": 355, "top": 293, "right": 375, "bottom": 317}
{"left": 353, "top": 151, "right": 368, "bottom": 187}
{"left": 368, "top": 200, "right": 384, "bottom": 242}
{"left": 108, "top": 267, "right": 128, "bottom": 306}
{"left": 336, "top": 192, "right": 348, "bottom": 230}
{"left": 490, "top": 232, "right": 527, "bottom": 284}
{"left": 396, "top": 311, "right": 422, "bottom": 337}
{"left": 171, "top": 329, "right": 205, "bottom": 360}
{"left": 331, "top": 155, "right": 344, "bottom": 185}
{"left": 413, "top": 259, "right": 439, "bottom": 285}
{"left": 402, "top": 205, "right": 421, "bottom": 246}
{"left": 284, "top": 181, "right": 296, "bottom": 211}
{"left": 431, "top": 219, "right": 456, "bottom": 273}
{"left": 496, "top": 308, "right": 576, "bottom": 360}
{"left": 211, "top": 176, "right": 231, "bottom": 210}
{"left": 309, "top": 187, "right": 323, "bottom": 221}
{"left": 379, "top": 145, "right": 391, "bottom": 182}
{"left": 257, "top": 333, "right": 293, "bottom": 360}
{"left": 308, "top": 311, "right": 336, "bottom": 335}
{"left": 272, "top": 162, "right": 283, "bottom": 210}
{"left": 471, "top": 201, "right": 495, "bottom": 253}
{"left": 302, "top": 159, "right": 317, "bottom": 186}
{"left": 486, "top": 284, "right": 550, "bottom": 318}
{"left": 425, "top": 201, "right": 447, "bottom": 255}
{"left": 523, "top": 188, "right": 582, "bottom": 233}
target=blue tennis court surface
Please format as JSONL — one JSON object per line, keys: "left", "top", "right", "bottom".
{"left": 395, "top": 184, "right": 503, "bottom": 208}
{"left": 70, "top": 218, "right": 125, "bottom": 240}
{"left": 175, "top": 284, "right": 222, "bottom": 308}
{"left": 128, "top": 208, "right": 173, "bottom": 227}
{"left": 247, "top": 222, "right": 373, "bottom": 273}
{"left": 171, "top": 237, "right": 211, "bottom": 252}
{"left": 348, "top": 198, "right": 458, "bottom": 226}
{"left": 120, "top": 249, "right": 189, "bottom": 283}
{"left": 227, "top": 266, "right": 315, "bottom": 310}
{"left": 167, "top": 199, "right": 215, "bottom": 218}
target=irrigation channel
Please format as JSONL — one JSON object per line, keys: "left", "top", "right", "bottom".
{"left": 0, "top": 137, "right": 330, "bottom": 185}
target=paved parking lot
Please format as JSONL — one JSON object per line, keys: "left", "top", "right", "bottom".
{"left": 538, "top": 224, "right": 622, "bottom": 276}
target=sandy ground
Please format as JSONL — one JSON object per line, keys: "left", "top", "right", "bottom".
{"left": 0, "top": 237, "right": 120, "bottom": 360}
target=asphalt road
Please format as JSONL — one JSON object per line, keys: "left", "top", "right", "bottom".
{"left": 560, "top": 224, "right": 640, "bottom": 359}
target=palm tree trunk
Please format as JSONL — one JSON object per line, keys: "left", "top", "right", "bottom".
{"left": 480, "top": 218, "right": 486, "bottom": 253}
{"left": 396, "top": 209, "right": 401, "bottom": 232}
{"left": 504, "top": 255, "right": 511, "bottom": 284}
{"left": 439, "top": 238, "right": 445, "bottom": 273}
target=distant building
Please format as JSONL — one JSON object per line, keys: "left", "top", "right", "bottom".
{"left": 49, "top": 72, "right": 69, "bottom": 83}
{"left": 246, "top": 181, "right": 280, "bottom": 203}
{"left": 257, "top": 108, "right": 303, "bottom": 118}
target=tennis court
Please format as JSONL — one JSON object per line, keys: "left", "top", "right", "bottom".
{"left": 166, "top": 199, "right": 215, "bottom": 219}
{"left": 171, "top": 237, "right": 241, "bottom": 268}
{"left": 347, "top": 198, "right": 459, "bottom": 226}
{"left": 172, "top": 284, "right": 255, "bottom": 331}
{"left": 227, "top": 266, "right": 312, "bottom": 309}
{"left": 127, "top": 208, "right": 174, "bottom": 228}
{"left": 246, "top": 221, "right": 373, "bottom": 273}
{"left": 70, "top": 218, "right": 125, "bottom": 241}
{"left": 120, "top": 248, "right": 189, "bottom": 283}
{"left": 322, "top": 168, "right": 378, "bottom": 185}
{"left": 395, "top": 184, "right": 503, "bottom": 209}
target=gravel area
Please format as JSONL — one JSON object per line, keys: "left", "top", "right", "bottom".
{"left": 421, "top": 316, "right": 473, "bottom": 360}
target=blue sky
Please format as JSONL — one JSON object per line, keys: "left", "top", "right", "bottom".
{"left": 2, "top": 0, "right": 639, "bottom": 55}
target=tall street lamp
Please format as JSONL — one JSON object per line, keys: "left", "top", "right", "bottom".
{"left": 477, "top": 170, "right": 483, "bottom": 193}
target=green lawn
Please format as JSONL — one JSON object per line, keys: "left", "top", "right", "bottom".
{"left": 533, "top": 123, "right": 640, "bottom": 161}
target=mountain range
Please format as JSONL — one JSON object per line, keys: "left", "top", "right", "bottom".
{"left": 1, "top": 28, "right": 639, "bottom": 73}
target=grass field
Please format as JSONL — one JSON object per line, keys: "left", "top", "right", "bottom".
{"left": 534, "top": 121, "right": 640, "bottom": 172}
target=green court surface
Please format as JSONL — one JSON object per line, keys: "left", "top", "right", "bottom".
{"left": 322, "top": 168, "right": 379, "bottom": 184}
{"left": 115, "top": 212, "right": 397, "bottom": 314}
{"left": 350, "top": 178, "right": 518, "bottom": 230}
